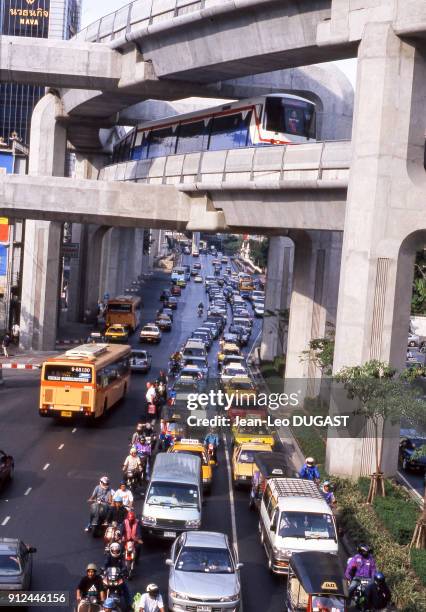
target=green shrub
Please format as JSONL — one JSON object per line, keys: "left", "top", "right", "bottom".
{"left": 290, "top": 410, "right": 326, "bottom": 470}
{"left": 411, "top": 549, "right": 426, "bottom": 588}
{"left": 373, "top": 496, "right": 418, "bottom": 545}
{"left": 335, "top": 478, "right": 426, "bottom": 611}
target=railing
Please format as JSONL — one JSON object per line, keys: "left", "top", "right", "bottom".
{"left": 76, "top": 0, "right": 209, "bottom": 43}
{"left": 98, "top": 141, "right": 351, "bottom": 187}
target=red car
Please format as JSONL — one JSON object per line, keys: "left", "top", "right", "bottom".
{"left": 0, "top": 450, "right": 14, "bottom": 487}
{"left": 171, "top": 285, "right": 181, "bottom": 296}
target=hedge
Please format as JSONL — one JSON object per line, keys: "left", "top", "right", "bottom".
{"left": 335, "top": 478, "right": 426, "bottom": 611}
{"left": 410, "top": 549, "right": 426, "bottom": 588}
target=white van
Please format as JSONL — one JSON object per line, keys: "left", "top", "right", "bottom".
{"left": 141, "top": 453, "right": 202, "bottom": 540}
{"left": 259, "top": 478, "right": 338, "bottom": 574}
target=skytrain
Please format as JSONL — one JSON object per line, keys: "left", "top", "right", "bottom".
{"left": 112, "top": 93, "right": 317, "bottom": 164}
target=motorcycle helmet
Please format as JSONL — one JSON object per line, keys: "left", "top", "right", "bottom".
{"left": 127, "top": 511, "right": 136, "bottom": 521}
{"left": 136, "top": 423, "right": 144, "bottom": 432}
{"left": 146, "top": 583, "right": 159, "bottom": 596}
{"left": 100, "top": 476, "right": 109, "bottom": 485}
{"left": 374, "top": 572, "right": 385, "bottom": 584}
{"left": 305, "top": 457, "right": 315, "bottom": 466}
{"left": 86, "top": 563, "right": 97, "bottom": 572}
{"left": 323, "top": 480, "right": 332, "bottom": 489}
{"left": 110, "top": 543, "right": 121, "bottom": 558}
{"left": 130, "top": 447, "right": 137, "bottom": 455}
{"left": 145, "top": 422, "right": 152, "bottom": 431}
{"left": 120, "top": 480, "right": 127, "bottom": 487}
{"left": 357, "top": 544, "right": 371, "bottom": 557}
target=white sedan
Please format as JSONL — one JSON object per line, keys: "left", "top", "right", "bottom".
{"left": 194, "top": 274, "right": 203, "bottom": 283}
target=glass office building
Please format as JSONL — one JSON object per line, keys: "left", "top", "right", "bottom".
{"left": 0, "top": 0, "right": 81, "bottom": 144}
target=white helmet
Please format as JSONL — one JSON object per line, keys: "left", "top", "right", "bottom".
{"left": 146, "top": 583, "right": 159, "bottom": 594}
{"left": 130, "top": 447, "right": 137, "bottom": 455}
{"left": 100, "top": 476, "right": 109, "bottom": 485}
{"left": 110, "top": 543, "right": 121, "bottom": 558}
{"left": 305, "top": 457, "right": 315, "bottom": 466}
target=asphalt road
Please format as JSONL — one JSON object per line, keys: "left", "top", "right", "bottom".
{"left": 0, "top": 253, "right": 284, "bottom": 611}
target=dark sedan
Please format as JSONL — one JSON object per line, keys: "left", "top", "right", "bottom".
{"left": 0, "top": 451, "right": 14, "bottom": 488}
{"left": 399, "top": 437, "right": 426, "bottom": 472}
{"left": 0, "top": 538, "right": 36, "bottom": 591}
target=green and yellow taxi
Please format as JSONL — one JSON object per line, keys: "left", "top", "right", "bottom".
{"left": 104, "top": 324, "right": 129, "bottom": 343}
{"left": 168, "top": 438, "right": 214, "bottom": 492}
{"left": 232, "top": 441, "right": 273, "bottom": 488}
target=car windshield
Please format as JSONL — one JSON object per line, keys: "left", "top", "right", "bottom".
{"left": 0, "top": 553, "right": 21, "bottom": 575}
{"left": 144, "top": 326, "right": 158, "bottom": 332}
{"left": 132, "top": 351, "right": 147, "bottom": 359}
{"left": 174, "top": 379, "right": 201, "bottom": 391}
{"left": 278, "top": 512, "right": 336, "bottom": 540}
{"left": 224, "top": 368, "right": 246, "bottom": 377}
{"left": 238, "top": 449, "right": 269, "bottom": 463}
{"left": 176, "top": 547, "right": 233, "bottom": 574}
{"left": 228, "top": 380, "right": 253, "bottom": 391}
{"left": 183, "top": 348, "right": 206, "bottom": 357}
{"left": 109, "top": 327, "right": 124, "bottom": 333}
{"left": 147, "top": 482, "right": 199, "bottom": 507}
{"left": 174, "top": 449, "right": 208, "bottom": 465}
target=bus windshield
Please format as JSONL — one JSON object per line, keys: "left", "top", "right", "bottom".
{"left": 107, "top": 303, "right": 132, "bottom": 313}
{"left": 44, "top": 364, "right": 93, "bottom": 383}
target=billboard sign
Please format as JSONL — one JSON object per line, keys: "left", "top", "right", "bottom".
{"left": 0, "top": 219, "right": 9, "bottom": 244}
{"left": 2, "top": 0, "right": 50, "bottom": 38}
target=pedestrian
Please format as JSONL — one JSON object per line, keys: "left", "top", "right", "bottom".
{"left": 1, "top": 333, "right": 11, "bottom": 358}
{"left": 11, "top": 323, "right": 20, "bottom": 345}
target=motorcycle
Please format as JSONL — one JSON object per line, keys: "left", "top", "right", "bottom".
{"left": 207, "top": 442, "right": 217, "bottom": 465}
{"left": 88, "top": 501, "right": 110, "bottom": 538}
{"left": 198, "top": 306, "right": 203, "bottom": 317}
{"left": 102, "top": 567, "right": 126, "bottom": 611}
{"left": 124, "top": 540, "right": 136, "bottom": 579}
{"left": 168, "top": 360, "right": 181, "bottom": 377}
{"left": 104, "top": 522, "right": 122, "bottom": 556}
{"left": 352, "top": 578, "right": 372, "bottom": 610}
{"left": 124, "top": 469, "right": 140, "bottom": 493}
{"left": 76, "top": 596, "right": 102, "bottom": 612}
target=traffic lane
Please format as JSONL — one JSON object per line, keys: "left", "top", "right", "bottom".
{"left": 397, "top": 468, "right": 425, "bottom": 497}
{"left": 0, "top": 267, "right": 232, "bottom": 605}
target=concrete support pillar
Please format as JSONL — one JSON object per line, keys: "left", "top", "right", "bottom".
{"left": 20, "top": 94, "right": 66, "bottom": 350}
{"left": 192, "top": 232, "right": 200, "bottom": 252}
{"left": 326, "top": 23, "right": 426, "bottom": 477}
{"left": 260, "top": 236, "right": 294, "bottom": 362}
{"left": 285, "top": 231, "right": 342, "bottom": 399}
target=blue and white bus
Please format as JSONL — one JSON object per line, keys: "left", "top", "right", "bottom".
{"left": 112, "top": 94, "right": 316, "bottom": 164}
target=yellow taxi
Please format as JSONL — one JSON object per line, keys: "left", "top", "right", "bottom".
{"left": 104, "top": 324, "right": 129, "bottom": 343}
{"left": 232, "top": 442, "right": 273, "bottom": 488}
{"left": 232, "top": 419, "right": 275, "bottom": 447}
{"left": 217, "top": 342, "right": 241, "bottom": 366}
{"left": 223, "top": 376, "right": 257, "bottom": 406}
{"left": 167, "top": 438, "right": 214, "bottom": 492}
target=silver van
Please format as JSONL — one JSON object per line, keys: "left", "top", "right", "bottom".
{"left": 141, "top": 453, "right": 202, "bottom": 540}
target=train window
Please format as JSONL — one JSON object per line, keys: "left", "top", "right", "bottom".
{"left": 208, "top": 112, "right": 251, "bottom": 151}
{"left": 283, "top": 105, "right": 313, "bottom": 137}
{"left": 147, "top": 127, "right": 177, "bottom": 158}
{"left": 176, "top": 120, "right": 209, "bottom": 154}
{"left": 264, "top": 97, "right": 282, "bottom": 133}
{"left": 132, "top": 131, "right": 149, "bottom": 161}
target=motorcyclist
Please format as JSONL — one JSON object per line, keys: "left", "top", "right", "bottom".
{"left": 76, "top": 563, "right": 106, "bottom": 605}
{"left": 107, "top": 495, "right": 128, "bottom": 527}
{"left": 158, "top": 369, "right": 168, "bottom": 385}
{"left": 103, "top": 544, "right": 132, "bottom": 610}
{"left": 122, "top": 448, "right": 143, "bottom": 483}
{"left": 145, "top": 382, "right": 157, "bottom": 406}
{"left": 131, "top": 423, "right": 145, "bottom": 446}
{"left": 204, "top": 430, "right": 219, "bottom": 464}
{"left": 299, "top": 457, "right": 321, "bottom": 484}
{"left": 122, "top": 511, "right": 143, "bottom": 563}
{"left": 364, "top": 572, "right": 392, "bottom": 610}
{"left": 345, "top": 544, "right": 377, "bottom": 598}
{"left": 134, "top": 437, "right": 151, "bottom": 479}
{"left": 321, "top": 481, "right": 337, "bottom": 508}
{"left": 136, "top": 583, "right": 165, "bottom": 612}
{"left": 86, "top": 476, "right": 113, "bottom": 532}
{"left": 198, "top": 302, "right": 204, "bottom": 312}
{"left": 114, "top": 482, "right": 134, "bottom": 511}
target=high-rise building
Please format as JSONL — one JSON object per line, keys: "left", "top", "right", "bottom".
{"left": 0, "top": 0, "right": 81, "bottom": 144}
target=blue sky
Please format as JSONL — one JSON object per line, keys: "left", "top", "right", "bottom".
{"left": 81, "top": 0, "right": 357, "bottom": 88}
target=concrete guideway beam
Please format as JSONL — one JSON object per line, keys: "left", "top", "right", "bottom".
{"left": 0, "top": 36, "right": 122, "bottom": 90}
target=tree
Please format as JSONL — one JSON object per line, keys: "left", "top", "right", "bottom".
{"left": 411, "top": 251, "right": 426, "bottom": 314}
{"left": 335, "top": 360, "right": 425, "bottom": 503}
{"left": 301, "top": 329, "right": 335, "bottom": 376}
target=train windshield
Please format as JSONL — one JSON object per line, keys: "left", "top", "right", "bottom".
{"left": 264, "top": 96, "right": 315, "bottom": 139}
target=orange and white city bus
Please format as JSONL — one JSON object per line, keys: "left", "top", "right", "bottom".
{"left": 105, "top": 295, "right": 141, "bottom": 332}
{"left": 238, "top": 273, "right": 255, "bottom": 298}
{"left": 39, "top": 344, "right": 131, "bottom": 420}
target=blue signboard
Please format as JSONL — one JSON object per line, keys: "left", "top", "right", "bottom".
{"left": 0, "top": 152, "right": 14, "bottom": 174}
{"left": 0, "top": 245, "right": 7, "bottom": 276}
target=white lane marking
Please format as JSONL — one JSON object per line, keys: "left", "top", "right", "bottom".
{"left": 1, "top": 516, "right": 10, "bottom": 526}
{"left": 397, "top": 471, "right": 424, "bottom": 505}
{"left": 42, "top": 463, "right": 50, "bottom": 471}
{"left": 223, "top": 433, "right": 238, "bottom": 552}
{"left": 58, "top": 444, "right": 64, "bottom": 450}
{"left": 72, "top": 428, "right": 77, "bottom": 433}
{"left": 24, "top": 487, "right": 32, "bottom": 496}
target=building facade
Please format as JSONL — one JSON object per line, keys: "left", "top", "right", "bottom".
{"left": 0, "top": 0, "right": 81, "bottom": 144}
